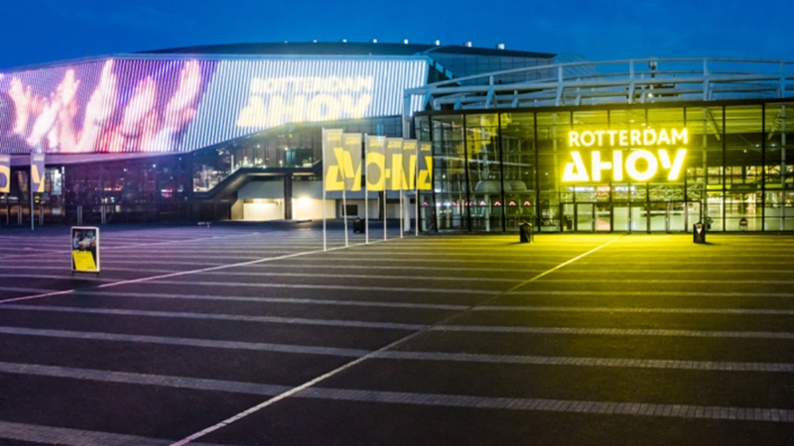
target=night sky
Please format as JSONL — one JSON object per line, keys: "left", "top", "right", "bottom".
{"left": 1, "top": 0, "right": 792, "bottom": 69}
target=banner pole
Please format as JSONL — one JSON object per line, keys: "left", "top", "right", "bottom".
{"left": 30, "top": 181, "right": 34, "bottom": 232}
{"left": 343, "top": 188, "right": 348, "bottom": 247}
{"left": 322, "top": 129, "right": 327, "bottom": 252}
{"left": 415, "top": 141, "right": 419, "bottom": 237}
{"left": 364, "top": 134, "right": 369, "bottom": 245}
{"left": 399, "top": 190, "right": 403, "bottom": 239}
{"left": 383, "top": 191, "right": 387, "bottom": 241}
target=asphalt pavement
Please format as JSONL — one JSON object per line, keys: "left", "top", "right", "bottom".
{"left": 0, "top": 223, "right": 792, "bottom": 445}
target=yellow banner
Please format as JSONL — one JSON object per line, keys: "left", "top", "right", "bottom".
{"left": 365, "top": 135, "right": 386, "bottom": 191}
{"left": 322, "top": 129, "right": 345, "bottom": 192}
{"left": 417, "top": 142, "right": 433, "bottom": 191}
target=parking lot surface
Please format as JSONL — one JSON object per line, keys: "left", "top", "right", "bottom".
{"left": 0, "top": 224, "right": 793, "bottom": 445}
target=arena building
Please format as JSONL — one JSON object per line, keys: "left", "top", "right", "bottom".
{"left": 1, "top": 44, "right": 792, "bottom": 233}
{"left": 0, "top": 41, "right": 554, "bottom": 226}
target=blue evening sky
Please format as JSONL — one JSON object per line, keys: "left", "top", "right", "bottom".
{"left": 1, "top": 0, "right": 791, "bottom": 69}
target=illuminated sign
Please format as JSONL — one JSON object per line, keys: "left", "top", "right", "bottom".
{"left": 236, "top": 76, "right": 374, "bottom": 127}
{"left": 0, "top": 154, "right": 9, "bottom": 193}
{"left": 0, "top": 57, "right": 429, "bottom": 154}
{"left": 562, "top": 128, "right": 688, "bottom": 182}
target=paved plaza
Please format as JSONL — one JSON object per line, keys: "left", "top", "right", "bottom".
{"left": 0, "top": 224, "right": 793, "bottom": 445}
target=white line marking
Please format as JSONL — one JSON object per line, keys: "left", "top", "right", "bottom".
{"left": 0, "top": 421, "right": 229, "bottom": 446}
{"left": 0, "top": 361, "right": 291, "bottom": 395}
{"left": 4, "top": 360, "right": 792, "bottom": 426}
{"left": 168, "top": 236, "right": 623, "bottom": 445}
{"left": 0, "top": 305, "right": 425, "bottom": 331}
{"left": 74, "top": 291, "right": 469, "bottom": 310}
{"left": 473, "top": 305, "right": 794, "bottom": 315}
{"left": 0, "top": 326, "right": 368, "bottom": 357}
{"left": 292, "top": 388, "right": 794, "bottom": 422}
{"left": 507, "top": 290, "right": 794, "bottom": 298}
{"left": 374, "top": 351, "right": 794, "bottom": 372}
{"left": 433, "top": 325, "right": 794, "bottom": 339}
{"left": 145, "top": 280, "right": 499, "bottom": 295}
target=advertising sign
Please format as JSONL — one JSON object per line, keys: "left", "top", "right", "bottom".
{"left": 0, "top": 154, "right": 9, "bottom": 193}
{"left": 71, "top": 227, "right": 100, "bottom": 273}
{"left": 417, "top": 141, "right": 433, "bottom": 190}
{"left": 322, "top": 129, "right": 345, "bottom": 192}
{"left": 30, "top": 153, "right": 45, "bottom": 193}
{"left": 365, "top": 135, "right": 386, "bottom": 191}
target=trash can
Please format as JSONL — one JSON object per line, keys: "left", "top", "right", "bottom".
{"left": 693, "top": 222, "right": 706, "bottom": 244}
{"left": 352, "top": 218, "right": 365, "bottom": 233}
{"left": 519, "top": 222, "right": 533, "bottom": 243}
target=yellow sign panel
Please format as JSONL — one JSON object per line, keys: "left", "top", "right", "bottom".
{"left": 72, "top": 251, "right": 97, "bottom": 272}
{"left": 563, "top": 128, "right": 688, "bottom": 183}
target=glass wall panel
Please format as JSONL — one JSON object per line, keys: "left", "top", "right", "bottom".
{"left": 765, "top": 103, "right": 794, "bottom": 230}
{"left": 466, "top": 114, "right": 502, "bottom": 232}
{"left": 687, "top": 107, "right": 724, "bottom": 230}
{"left": 500, "top": 113, "right": 536, "bottom": 230}
{"left": 432, "top": 114, "right": 467, "bottom": 230}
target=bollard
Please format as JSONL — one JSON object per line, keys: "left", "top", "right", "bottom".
{"left": 693, "top": 222, "right": 706, "bottom": 244}
{"left": 519, "top": 222, "right": 533, "bottom": 243}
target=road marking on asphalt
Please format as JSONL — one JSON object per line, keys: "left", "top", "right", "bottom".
{"left": 145, "top": 280, "right": 499, "bottom": 295}
{"left": 536, "top": 278, "right": 794, "bottom": 284}
{"left": 375, "top": 351, "right": 794, "bottom": 372}
{"left": 0, "top": 305, "right": 426, "bottom": 331}
{"left": 74, "top": 291, "right": 469, "bottom": 310}
{"left": 293, "top": 388, "right": 794, "bottom": 422}
{"left": 184, "top": 271, "right": 521, "bottom": 282}
{"left": 0, "top": 326, "right": 369, "bottom": 357}
{"left": 0, "top": 421, "right": 230, "bottom": 446}
{"left": 1, "top": 361, "right": 792, "bottom": 428}
{"left": 473, "top": 305, "right": 794, "bottom": 315}
{"left": 508, "top": 290, "right": 794, "bottom": 298}
{"left": 0, "top": 239, "right": 386, "bottom": 305}
{"left": 0, "top": 361, "right": 291, "bottom": 395}
{"left": 433, "top": 325, "right": 794, "bottom": 339}
{"left": 0, "top": 286, "right": 59, "bottom": 294}
{"left": 168, "top": 237, "right": 623, "bottom": 446}
{"left": 0, "top": 274, "right": 114, "bottom": 282}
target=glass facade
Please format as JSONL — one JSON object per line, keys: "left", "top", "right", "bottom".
{"left": 416, "top": 101, "right": 794, "bottom": 233}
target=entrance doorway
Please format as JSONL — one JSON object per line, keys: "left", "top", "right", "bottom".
{"left": 561, "top": 203, "right": 595, "bottom": 232}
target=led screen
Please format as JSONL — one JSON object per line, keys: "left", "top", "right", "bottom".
{"left": 0, "top": 57, "right": 428, "bottom": 154}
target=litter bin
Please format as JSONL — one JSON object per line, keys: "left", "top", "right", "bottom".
{"left": 693, "top": 222, "right": 706, "bottom": 243}
{"left": 352, "top": 218, "right": 365, "bottom": 233}
{"left": 519, "top": 222, "right": 534, "bottom": 243}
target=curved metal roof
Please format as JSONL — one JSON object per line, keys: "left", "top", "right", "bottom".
{"left": 406, "top": 58, "right": 794, "bottom": 111}
{"left": 140, "top": 42, "right": 555, "bottom": 59}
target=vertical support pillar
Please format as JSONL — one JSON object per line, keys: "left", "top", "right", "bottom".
{"left": 462, "top": 115, "right": 472, "bottom": 232}
{"left": 283, "top": 174, "right": 293, "bottom": 220}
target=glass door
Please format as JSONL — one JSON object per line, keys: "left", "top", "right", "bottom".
{"left": 576, "top": 203, "right": 594, "bottom": 232}
{"left": 595, "top": 204, "right": 611, "bottom": 231}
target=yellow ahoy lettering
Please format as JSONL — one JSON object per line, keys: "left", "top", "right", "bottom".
{"left": 562, "top": 149, "right": 687, "bottom": 182}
